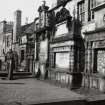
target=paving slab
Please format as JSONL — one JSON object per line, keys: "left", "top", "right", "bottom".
{"left": 73, "top": 87, "right": 105, "bottom": 105}
{"left": 0, "top": 78, "right": 85, "bottom": 105}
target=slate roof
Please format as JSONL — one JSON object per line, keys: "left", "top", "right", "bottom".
{"left": 21, "top": 22, "right": 34, "bottom": 36}
{"left": 25, "top": 23, "right": 34, "bottom": 34}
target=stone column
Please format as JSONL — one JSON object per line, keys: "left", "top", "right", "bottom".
{"left": 69, "top": 46, "right": 73, "bottom": 73}
{"left": 87, "top": 42, "right": 92, "bottom": 73}
{"left": 91, "top": 49, "right": 94, "bottom": 73}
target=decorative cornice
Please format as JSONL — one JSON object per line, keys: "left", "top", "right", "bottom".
{"left": 49, "top": 0, "right": 72, "bottom": 12}
{"left": 83, "top": 27, "right": 105, "bottom": 35}
{"left": 51, "top": 34, "right": 73, "bottom": 43}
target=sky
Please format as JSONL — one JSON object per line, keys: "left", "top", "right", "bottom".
{"left": 0, "top": 0, "right": 76, "bottom": 25}
{"left": 0, "top": 0, "right": 55, "bottom": 25}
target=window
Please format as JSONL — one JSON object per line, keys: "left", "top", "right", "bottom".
{"left": 88, "top": 0, "right": 96, "bottom": 21}
{"left": 78, "top": 0, "right": 85, "bottom": 23}
{"left": 7, "top": 36, "right": 10, "bottom": 47}
{"left": 21, "top": 36, "right": 27, "bottom": 44}
{"left": 36, "top": 23, "right": 39, "bottom": 30}
{"left": 21, "top": 50, "right": 24, "bottom": 62}
{"left": 55, "top": 52, "right": 70, "bottom": 69}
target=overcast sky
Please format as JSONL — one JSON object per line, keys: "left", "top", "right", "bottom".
{"left": 0, "top": 0, "right": 76, "bottom": 25}
{"left": 0, "top": 0, "right": 55, "bottom": 25}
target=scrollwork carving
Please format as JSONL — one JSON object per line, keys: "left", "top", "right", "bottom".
{"left": 55, "top": 7, "right": 72, "bottom": 23}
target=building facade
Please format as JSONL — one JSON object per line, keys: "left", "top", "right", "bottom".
{"left": 34, "top": 1, "right": 50, "bottom": 79}
{"left": 19, "top": 22, "right": 35, "bottom": 72}
{"left": 1, "top": 0, "right": 105, "bottom": 92}
{"left": 34, "top": 0, "right": 85, "bottom": 89}
{"left": 48, "top": 0, "right": 85, "bottom": 89}
{"left": 0, "top": 10, "right": 35, "bottom": 73}
{"left": 34, "top": 0, "right": 105, "bottom": 92}
{"left": 81, "top": 0, "right": 105, "bottom": 92}
{"left": 12, "top": 10, "right": 35, "bottom": 73}
{"left": 0, "top": 21, "right": 13, "bottom": 71}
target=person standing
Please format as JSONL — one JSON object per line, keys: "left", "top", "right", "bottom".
{"left": 7, "top": 49, "right": 14, "bottom": 80}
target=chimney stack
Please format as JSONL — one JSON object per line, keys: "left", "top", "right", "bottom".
{"left": 13, "top": 10, "right": 21, "bottom": 43}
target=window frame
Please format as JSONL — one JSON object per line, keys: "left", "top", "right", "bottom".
{"left": 78, "top": 0, "right": 85, "bottom": 24}
{"left": 88, "top": 0, "right": 96, "bottom": 21}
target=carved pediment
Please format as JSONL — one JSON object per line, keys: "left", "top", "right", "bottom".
{"left": 55, "top": 7, "right": 72, "bottom": 23}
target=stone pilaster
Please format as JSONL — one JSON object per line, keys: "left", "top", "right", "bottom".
{"left": 69, "top": 46, "right": 74, "bottom": 72}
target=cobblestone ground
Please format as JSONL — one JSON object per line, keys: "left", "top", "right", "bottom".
{"left": 0, "top": 78, "right": 84, "bottom": 105}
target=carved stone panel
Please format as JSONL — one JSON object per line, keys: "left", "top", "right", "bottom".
{"left": 55, "top": 7, "right": 71, "bottom": 23}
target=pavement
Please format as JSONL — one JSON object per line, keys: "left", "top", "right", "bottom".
{"left": 0, "top": 78, "right": 105, "bottom": 105}
{"left": 0, "top": 71, "right": 32, "bottom": 77}
{"left": 0, "top": 78, "right": 85, "bottom": 105}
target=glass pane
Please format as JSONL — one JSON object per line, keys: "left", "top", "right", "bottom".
{"left": 56, "top": 52, "right": 69, "bottom": 69}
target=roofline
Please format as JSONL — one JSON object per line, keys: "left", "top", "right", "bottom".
{"left": 49, "top": 0, "right": 72, "bottom": 12}
{"left": 21, "top": 22, "right": 34, "bottom": 27}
